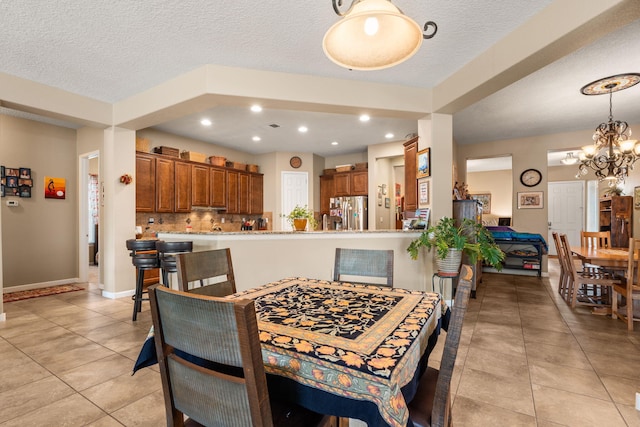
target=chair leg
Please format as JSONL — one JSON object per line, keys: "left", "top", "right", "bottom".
{"left": 132, "top": 269, "right": 145, "bottom": 321}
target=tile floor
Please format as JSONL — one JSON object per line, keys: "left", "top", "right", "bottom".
{"left": 0, "top": 262, "right": 639, "bottom": 426}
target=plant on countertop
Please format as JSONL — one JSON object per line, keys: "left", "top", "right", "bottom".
{"left": 407, "top": 216, "right": 504, "bottom": 269}
{"left": 283, "top": 205, "right": 318, "bottom": 230}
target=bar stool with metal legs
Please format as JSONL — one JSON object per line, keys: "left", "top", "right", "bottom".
{"left": 156, "top": 241, "right": 193, "bottom": 288}
{"left": 126, "top": 239, "right": 161, "bottom": 321}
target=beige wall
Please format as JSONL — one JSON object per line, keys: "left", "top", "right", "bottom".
{"left": 1, "top": 114, "right": 78, "bottom": 288}
{"left": 467, "top": 169, "right": 513, "bottom": 222}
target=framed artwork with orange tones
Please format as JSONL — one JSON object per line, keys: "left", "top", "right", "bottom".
{"left": 45, "top": 176, "right": 66, "bottom": 199}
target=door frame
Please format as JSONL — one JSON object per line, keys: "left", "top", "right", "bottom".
{"left": 78, "top": 150, "right": 100, "bottom": 284}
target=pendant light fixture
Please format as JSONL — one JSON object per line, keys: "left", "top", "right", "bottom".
{"left": 576, "top": 73, "right": 640, "bottom": 186}
{"left": 561, "top": 152, "right": 578, "bottom": 165}
{"left": 323, "top": 0, "right": 437, "bottom": 70}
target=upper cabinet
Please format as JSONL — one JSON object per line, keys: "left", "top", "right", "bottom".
{"left": 136, "top": 153, "right": 155, "bottom": 212}
{"left": 319, "top": 175, "right": 334, "bottom": 215}
{"left": 331, "top": 170, "right": 368, "bottom": 197}
{"left": 403, "top": 136, "right": 418, "bottom": 211}
{"left": 136, "top": 151, "right": 263, "bottom": 214}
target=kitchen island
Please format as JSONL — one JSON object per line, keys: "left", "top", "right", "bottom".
{"left": 157, "top": 230, "right": 431, "bottom": 292}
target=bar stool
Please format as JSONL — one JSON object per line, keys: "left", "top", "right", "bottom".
{"left": 156, "top": 241, "right": 193, "bottom": 288}
{"left": 126, "top": 239, "right": 161, "bottom": 321}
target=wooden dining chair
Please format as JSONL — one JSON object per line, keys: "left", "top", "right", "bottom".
{"left": 148, "top": 285, "right": 335, "bottom": 427}
{"left": 407, "top": 264, "right": 473, "bottom": 427}
{"left": 175, "top": 249, "right": 237, "bottom": 297}
{"left": 333, "top": 248, "right": 394, "bottom": 287}
{"left": 561, "top": 234, "right": 618, "bottom": 309}
{"left": 580, "top": 230, "right": 611, "bottom": 249}
{"left": 612, "top": 238, "right": 640, "bottom": 330}
{"left": 552, "top": 232, "right": 570, "bottom": 301}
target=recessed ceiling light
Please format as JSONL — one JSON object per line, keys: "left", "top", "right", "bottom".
{"left": 200, "top": 118, "right": 212, "bottom": 126}
{"left": 331, "top": 141, "right": 339, "bottom": 146}
{"left": 250, "top": 105, "right": 262, "bottom": 113}
{"left": 385, "top": 133, "right": 394, "bottom": 139}
{"left": 359, "top": 114, "right": 370, "bottom": 122}
{"left": 252, "top": 136, "right": 261, "bottom": 142}
{"left": 298, "top": 126, "right": 308, "bottom": 133}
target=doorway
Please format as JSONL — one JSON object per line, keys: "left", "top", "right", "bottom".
{"left": 79, "top": 151, "right": 101, "bottom": 286}
{"left": 547, "top": 181, "right": 584, "bottom": 255}
{"left": 281, "top": 171, "right": 308, "bottom": 231}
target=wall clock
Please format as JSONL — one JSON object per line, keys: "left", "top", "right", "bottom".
{"left": 520, "top": 168, "right": 542, "bottom": 187}
{"left": 289, "top": 156, "right": 302, "bottom": 169}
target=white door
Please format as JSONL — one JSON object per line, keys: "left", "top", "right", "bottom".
{"left": 548, "top": 181, "right": 584, "bottom": 255}
{"left": 282, "top": 171, "right": 309, "bottom": 231}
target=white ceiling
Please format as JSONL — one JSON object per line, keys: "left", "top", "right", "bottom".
{"left": 0, "top": 1, "right": 639, "bottom": 158}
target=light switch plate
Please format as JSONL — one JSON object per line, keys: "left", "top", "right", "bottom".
{"left": 6, "top": 200, "right": 18, "bottom": 207}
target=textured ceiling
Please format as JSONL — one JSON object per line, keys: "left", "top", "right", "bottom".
{"left": 0, "top": 1, "right": 639, "bottom": 159}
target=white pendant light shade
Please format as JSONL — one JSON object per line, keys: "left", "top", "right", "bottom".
{"left": 323, "top": 0, "right": 423, "bottom": 70}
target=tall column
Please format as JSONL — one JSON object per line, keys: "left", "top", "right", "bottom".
{"left": 101, "top": 127, "right": 137, "bottom": 298}
{"left": 419, "top": 113, "right": 453, "bottom": 223}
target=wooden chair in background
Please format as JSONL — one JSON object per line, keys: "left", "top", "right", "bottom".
{"left": 561, "top": 234, "right": 619, "bottom": 309}
{"left": 149, "top": 285, "right": 334, "bottom": 427}
{"left": 552, "top": 232, "right": 571, "bottom": 302}
{"left": 408, "top": 264, "right": 473, "bottom": 427}
{"left": 612, "top": 238, "right": 640, "bottom": 330}
{"left": 176, "top": 249, "right": 237, "bottom": 297}
{"left": 580, "top": 230, "right": 611, "bottom": 249}
{"left": 333, "top": 248, "right": 394, "bottom": 287}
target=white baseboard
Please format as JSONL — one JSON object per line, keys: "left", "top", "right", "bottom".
{"left": 2, "top": 278, "right": 80, "bottom": 294}
{"left": 102, "top": 289, "right": 135, "bottom": 300}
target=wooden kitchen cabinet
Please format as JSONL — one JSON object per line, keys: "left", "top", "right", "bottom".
{"left": 174, "top": 160, "right": 192, "bottom": 213}
{"left": 350, "top": 171, "right": 368, "bottom": 195}
{"left": 334, "top": 173, "right": 351, "bottom": 196}
{"left": 320, "top": 175, "right": 334, "bottom": 215}
{"left": 226, "top": 170, "right": 239, "bottom": 214}
{"left": 136, "top": 152, "right": 155, "bottom": 212}
{"left": 250, "top": 173, "right": 263, "bottom": 214}
{"left": 191, "top": 164, "right": 210, "bottom": 207}
{"left": 403, "top": 136, "right": 418, "bottom": 211}
{"left": 155, "top": 157, "right": 175, "bottom": 212}
{"left": 209, "top": 166, "right": 227, "bottom": 208}
{"left": 239, "top": 172, "right": 250, "bottom": 214}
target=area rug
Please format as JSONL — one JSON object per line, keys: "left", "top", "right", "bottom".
{"left": 3, "top": 285, "right": 84, "bottom": 303}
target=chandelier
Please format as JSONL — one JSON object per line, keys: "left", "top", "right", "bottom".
{"left": 576, "top": 73, "right": 640, "bottom": 186}
{"left": 323, "top": 0, "right": 437, "bottom": 70}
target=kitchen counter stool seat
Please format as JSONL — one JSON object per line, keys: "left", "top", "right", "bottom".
{"left": 126, "top": 239, "right": 161, "bottom": 321}
{"left": 156, "top": 241, "right": 193, "bottom": 288}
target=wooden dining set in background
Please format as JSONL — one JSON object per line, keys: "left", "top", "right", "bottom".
{"left": 552, "top": 230, "right": 640, "bottom": 330}
{"left": 129, "top": 240, "right": 473, "bottom": 427}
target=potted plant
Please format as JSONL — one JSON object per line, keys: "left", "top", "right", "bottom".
{"left": 284, "top": 205, "right": 318, "bottom": 231}
{"left": 407, "top": 217, "right": 504, "bottom": 276}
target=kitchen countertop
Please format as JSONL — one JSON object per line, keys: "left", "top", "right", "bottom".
{"left": 159, "top": 229, "right": 420, "bottom": 236}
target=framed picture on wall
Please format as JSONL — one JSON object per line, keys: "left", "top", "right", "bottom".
{"left": 634, "top": 186, "right": 640, "bottom": 209}
{"left": 517, "top": 191, "right": 544, "bottom": 209}
{"left": 470, "top": 193, "right": 491, "bottom": 214}
{"left": 418, "top": 177, "right": 430, "bottom": 208}
{"left": 417, "top": 148, "right": 431, "bottom": 178}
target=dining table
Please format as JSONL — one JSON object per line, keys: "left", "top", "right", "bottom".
{"left": 133, "top": 277, "right": 449, "bottom": 427}
{"left": 570, "top": 245, "right": 635, "bottom": 269}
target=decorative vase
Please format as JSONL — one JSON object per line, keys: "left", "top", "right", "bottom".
{"left": 436, "top": 248, "right": 463, "bottom": 277}
{"left": 293, "top": 219, "right": 308, "bottom": 231}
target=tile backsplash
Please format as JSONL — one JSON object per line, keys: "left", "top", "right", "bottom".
{"left": 135, "top": 211, "right": 273, "bottom": 237}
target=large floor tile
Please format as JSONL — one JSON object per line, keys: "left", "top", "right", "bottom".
{"left": 81, "top": 369, "right": 162, "bottom": 413}
{"left": 451, "top": 395, "right": 536, "bottom": 427}
{"left": 528, "top": 360, "right": 608, "bottom": 400}
{"left": 0, "top": 393, "right": 105, "bottom": 427}
{"left": 532, "top": 384, "right": 627, "bottom": 427}
{"left": 0, "top": 376, "right": 75, "bottom": 423}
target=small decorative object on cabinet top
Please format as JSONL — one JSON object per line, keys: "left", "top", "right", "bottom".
{"left": 519, "top": 168, "right": 542, "bottom": 187}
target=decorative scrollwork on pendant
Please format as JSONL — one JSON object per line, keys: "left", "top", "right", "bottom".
{"left": 332, "top": 0, "right": 359, "bottom": 16}
{"left": 423, "top": 21, "right": 437, "bottom": 39}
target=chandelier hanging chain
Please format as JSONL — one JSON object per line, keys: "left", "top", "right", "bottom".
{"left": 330, "top": 0, "right": 438, "bottom": 39}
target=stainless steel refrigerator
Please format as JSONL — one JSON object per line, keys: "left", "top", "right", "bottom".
{"left": 329, "top": 196, "right": 368, "bottom": 230}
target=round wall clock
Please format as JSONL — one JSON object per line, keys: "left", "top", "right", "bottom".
{"left": 289, "top": 156, "right": 302, "bottom": 169}
{"left": 520, "top": 168, "right": 542, "bottom": 187}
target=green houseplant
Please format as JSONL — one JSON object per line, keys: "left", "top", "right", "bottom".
{"left": 407, "top": 217, "right": 504, "bottom": 275}
{"left": 284, "top": 205, "right": 318, "bottom": 231}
